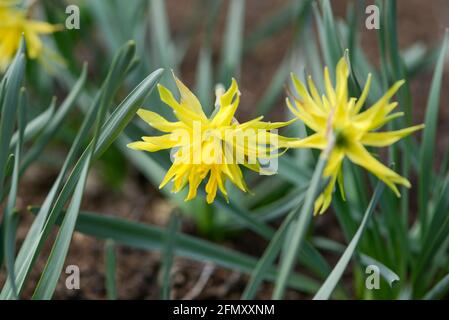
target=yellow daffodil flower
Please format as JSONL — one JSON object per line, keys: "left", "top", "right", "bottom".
{"left": 128, "top": 73, "right": 294, "bottom": 203}
{"left": 286, "top": 55, "right": 424, "bottom": 214}
{"left": 0, "top": 1, "right": 60, "bottom": 70}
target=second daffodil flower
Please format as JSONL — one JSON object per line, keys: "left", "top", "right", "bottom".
{"left": 286, "top": 55, "right": 424, "bottom": 214}
{"left": 128, "top": 73, "right": 294, "bottom": 203}
{"left": 0, "top": 1, "right": 60, "bottom": 70}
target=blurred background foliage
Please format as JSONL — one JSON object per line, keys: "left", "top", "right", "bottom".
{"left": 1, "top": 0, "right": 449, "bottom": 299}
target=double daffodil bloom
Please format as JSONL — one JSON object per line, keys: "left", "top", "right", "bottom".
{"left": 128, "top": 74, "right": 293, "bottom": 203}
{"left": 286, "top": 56, "right": 424, "bottom": 214}
{"left": 0, "top": 1, "right": 60, "bottom": 70}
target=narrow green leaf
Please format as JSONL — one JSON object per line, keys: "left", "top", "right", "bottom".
{"left": 313, "top": 236, "right": 400, "bottom": 287}
{"left": 32, "top": 70, "right": 162, "bottom": 300}
{"left": 0, "top": 39, "right": 25, "bottom": 292}
{"left": 89, "top": 0, "right": 121, "bottom": 52}
{"left": 0, "top": 48, "right": 25, "bottom": 197}
{"left": 3, "top": 88, "right": 26, "bottom": 298}
{"left": 93, "top": 69, "right": 164, "bottom": 158}
{"left": 244, "top": 0, "right": 311, "bottom": 52}
{"left": 0, "top": 53, "right": 161, "bottom": 299}
{"left": 160, "top": 211, "right": 180, "bottom": 300}
{"left": 211, "top": 195, "right": 274, "bottom": 239}
{"left": 1, "top": 76, "right": 101, "bottom": 299}
{"left": 406, "top": 43, "right": 443, "bottom": 78}
{"left": 272, "top": 148, "right": 329, "bottom": 299}
{"left": 33, "top": 58, "right": 120, "bottom": 298}
{"left": 413, "top": 174, "right": 449, "bottom": 293}
{"left": 195, "top": 47, "right": 213, "bottom": 116}
{"left": 9, "top": 103, "right": 55, "bottom": 150}
{"left": 359, "top": 255, "right": 399, "bottom": 288}
{"left": 105, "top": 239, "right": 117, "bottom": 300}
{"left": 277, "top": 155, "right": 312, "bottom": 186}
{"left": 254, "top": 57, "right": 290, "bottom": 116}
{"left": 313, "top": 182, "right": 384, "bottom": 300}
{"left": 21, "top": 63, "right": 86, "bottom": 174}
{"left": 194, "top": 0, "right": 221, "bottom": 115}
{"left": 29, "top": 208, "right": 321, "bottom": 295}
{"left": 418, "top": 31, "right": 448, "bottom": 234}
{"left": 149, "top": 0, "right": 175, "bottom": 69}
{"left": 242, "top": 206, "right": 299, "bottom": 299}
{"left": 219, "top": 0, "right": 245, "bottom": 83}
{"left": 424, "top": 273, "right": 449, "bottom": 300}
{"left": 34, "top": 46, "right": 125, "bottom": 300}
{"left": 0, "top": 206, "right": 20, "bottom": 269}
{"left": 345, "top": 2, "right": 357, "bottom": 63}
{"left": 315, "top": 0, "right": 342, "bottom": 73}
{"left": 3, "top": 155, "right": 19, "bottom": 299}
{"left": 32, "top": 158, "right": 92, "bottom": 299}
{"left": 250, "top": 186, "right": 305, "bottom": 222}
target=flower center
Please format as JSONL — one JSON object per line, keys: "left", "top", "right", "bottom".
{"left": 334, "top": 127, "right": 350, "bottom": 148}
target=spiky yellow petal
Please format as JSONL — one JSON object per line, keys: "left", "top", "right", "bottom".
{"left": 0, "top": 3, "right": 59, "bottom": 70}
{"left": 361, "top": 124, "right": 425, "bottom": 147}
{"left": 136, "top": 109, "right": 185, "bottom": 132}
{"left": 285, "top": 54, "right": 423, "bottom": 214}
{"left": 128, "top": 74, "right": 291, "bottom": 203}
